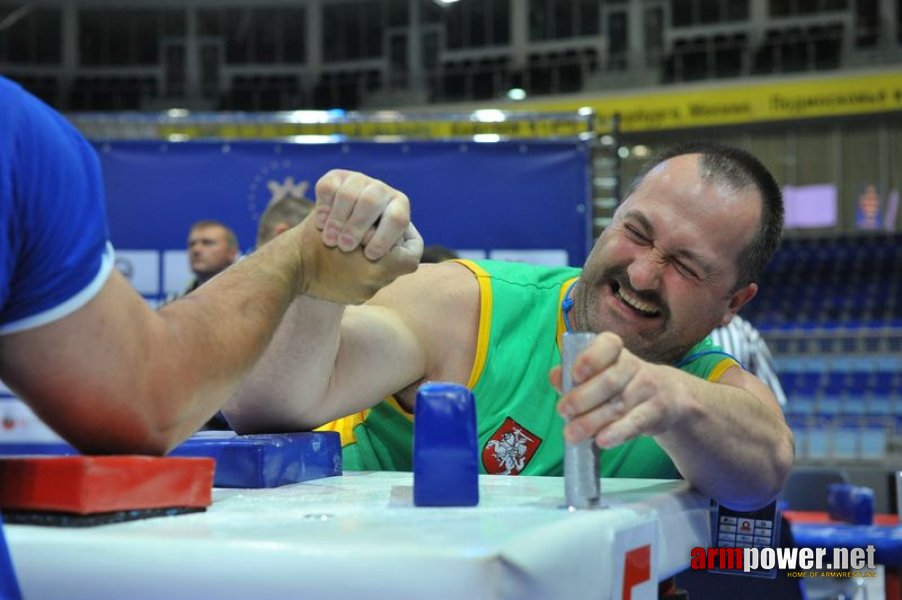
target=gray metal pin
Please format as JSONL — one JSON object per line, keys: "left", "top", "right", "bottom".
{"left": 562, "top": 332, "right": 601, "bottom": 510}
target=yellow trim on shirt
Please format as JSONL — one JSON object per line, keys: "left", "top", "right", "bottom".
{"left": 709, "top": 357, "right": 740, "bottom": 382}
{"left": 556, "top": 277, "right": 581, "bottom": 353}
{"left": 452, "top": 259, "right": 493, "bottom": 389}
{"left": 315, "top": 410, "right": 370, "bottom": 448}
{"left": 385, "top": 395, "right": 414, "bottom": 422}
{"left": 315, "top": 395, "right": 412, "bottom": 448}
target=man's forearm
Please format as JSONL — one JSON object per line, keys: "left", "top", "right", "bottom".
{"left": 222, "top": 294, "right": 346, "bottom": 433}
{"left": 0, "top": 225, "right": 311, "bottom": 455}
{"left": 135, "top": 225, "right": 316, "bottom": 447}
{"left": 655, "top": 372, "right": 794, "bottom": 511}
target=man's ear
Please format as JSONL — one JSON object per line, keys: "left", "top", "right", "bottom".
{"left": 273, "top": 223, "right": 291, "bottom": 237}
{"left": 721, "top": 282, "right": 757, "bottom": 326}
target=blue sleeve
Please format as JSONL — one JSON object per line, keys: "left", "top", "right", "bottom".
{"left": 0, "top": 77, "right": 113, "bottom": 334}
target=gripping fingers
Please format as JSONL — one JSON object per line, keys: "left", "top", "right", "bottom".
{"left": 570, "top": 332, "right": 624, "bottom": 384}
{"left": 337, "top": 180, "right": 397, "bottom": 253}
{"left": 594, "top": 401, "right": 659, "bottom": 448}
{"left": 314, "top": 169, "right": 352, "bottom": 231}
{"left": 376, "top": 223, "right": 422, "bottom": 280}
{"left": 316, "top": 171, "right": 375, "bottom": 248}
{"left": 399, "top": 222, "right": 424, "bottom": 260}
{"left": 362, "top": 194, "right": 412, "bottom": 260}
{"left": 564, "top": 393, "right": 628, "bottom": 442}
{"left": 391, "top": 222, "right": 424, "bottom": 272}
{"left": 557, "top": 358, "right": 634, "bottom": 420}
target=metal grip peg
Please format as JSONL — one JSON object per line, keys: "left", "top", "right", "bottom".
{"left": 562, "top": 332, "right": 600, "bottom": 510}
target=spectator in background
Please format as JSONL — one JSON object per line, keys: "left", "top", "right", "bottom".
{"left": 177, "top": 220, "right": 240, "bottom": 299}
{"left": 257, "top": 195, "right": 315, "bottom": 248}
{"left": 0, "top": 76, "right": 421, "bottom": 455}
{"left": 710, "top": 316, "right": 787, "bottom": 407}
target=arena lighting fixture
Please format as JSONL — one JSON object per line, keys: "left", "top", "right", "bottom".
{"left": 473, "top": 134, "right": 501, "bottom": 143}
{"left": 473, "top": 109, "right": 506, "bottom": 123}
{"left": 433, "top": 0, "right": 460, "bottom": 5}
{"left": 632, "top": 144, "right": 650, "bottom": 157}
{"left": 287, "top": 135, "right": 344, "bottom": 144}
{"left": 166, "top": 108, "right": 190, "bottom": 118}
{"left": 283, "top": 110, "right": 335, "bottom": 123}
{"left": 372, "top": 110, "right": 403, "bottom": 120}
{"left": 506, "top": 88, "right": 527, "bottom": 101}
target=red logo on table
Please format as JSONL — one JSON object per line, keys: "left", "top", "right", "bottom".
{"left": 482, "top": 417, "right": 541, "bottom": 475}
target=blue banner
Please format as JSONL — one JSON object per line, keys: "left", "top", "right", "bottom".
{"left": 95, "top": 140, "right": 592, "bottom": 302}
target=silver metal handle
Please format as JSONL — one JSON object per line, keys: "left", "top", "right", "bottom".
{"left": 562, "top": 332, "right": 600, "bottom": 510}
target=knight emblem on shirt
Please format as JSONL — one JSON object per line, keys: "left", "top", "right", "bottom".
{"left": 482, "top": 417, "right": 541, "bottom": 475}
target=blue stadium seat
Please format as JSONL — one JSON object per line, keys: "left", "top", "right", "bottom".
{"left": 836, "top": 393, "right": 866, "bottom": 416}
{"left": 860, "top": 417, "right": 889, "bottom": 459}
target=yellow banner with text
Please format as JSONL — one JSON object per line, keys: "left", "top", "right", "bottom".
{"left": 530, "top": 71, "right": 902, "bottom": 132}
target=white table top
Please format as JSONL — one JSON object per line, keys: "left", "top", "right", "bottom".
{"left": 6, "top": 472, "right": 713, "bottom": 600}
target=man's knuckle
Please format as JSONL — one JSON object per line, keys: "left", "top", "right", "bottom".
{"left": 394, "top": 192, "right": 410, "bottom": 210}
{"left": 359, "top": 186, "right": 383, "bottom": 208}
{"left": 317, "top": 171, "right": 344, "bottom": 192}
{"left": 314, "top": 179, "right": 333, "bottom": 199}
{"left": 386, "top": 210, "right": 409, "bottom": 229}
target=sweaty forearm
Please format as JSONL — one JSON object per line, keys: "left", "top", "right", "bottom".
{"left": 655, "top": 373, "right": 794, "bottom": 511}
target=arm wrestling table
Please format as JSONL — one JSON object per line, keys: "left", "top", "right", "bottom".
{"left": 5, "top": 473, "right": 712, "bottom": 600}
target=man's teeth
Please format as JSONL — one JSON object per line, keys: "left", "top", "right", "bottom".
{"left": 617, "top": 288, "right": 660, "bottom": 315}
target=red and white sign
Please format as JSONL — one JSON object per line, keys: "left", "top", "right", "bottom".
{"left": 612, "top": 520, "right": 657, "bottom": 600}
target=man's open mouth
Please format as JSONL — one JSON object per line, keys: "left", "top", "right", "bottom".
{"left": 612, "top": 281, "right": 662, "bottom": 318}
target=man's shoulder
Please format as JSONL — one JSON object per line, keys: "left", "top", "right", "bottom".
{"left": 0, "top": 77, "right": 54, "bottom": 143}
{"left": 675, "top": 336, "right": 739, "bottom": 381}
{"left": 0, "top": 77, "right": 24, "bottom": 111}
{"left": 459, "top": 259, "right": 581, "bottom": 286}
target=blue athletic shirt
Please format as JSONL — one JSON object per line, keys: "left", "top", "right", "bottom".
{"left": 0, "top": 76, "right": 113, "bottom": 335}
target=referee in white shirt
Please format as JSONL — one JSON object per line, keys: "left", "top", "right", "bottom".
{"left": 711, "top": 315, "right": 788, "bottom": 407}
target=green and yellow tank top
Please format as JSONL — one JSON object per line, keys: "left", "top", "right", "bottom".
{"left": 318, "top": 259, "right": 738, "bottom": 478}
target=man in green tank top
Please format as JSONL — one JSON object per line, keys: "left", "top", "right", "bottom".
{"left": 226, "top": 141, "right": 794, "bottom": 511}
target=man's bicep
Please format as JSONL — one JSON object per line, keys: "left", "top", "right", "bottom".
{"left": 324, "top": 304, "right": 427, "bottom": 417}
{"left": 307, "top": 262, "right": 478, "bottom": 425}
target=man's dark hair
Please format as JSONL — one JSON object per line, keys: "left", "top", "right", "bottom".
{"left": 626, "top": 141, "right": 783, "bottom": 289}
